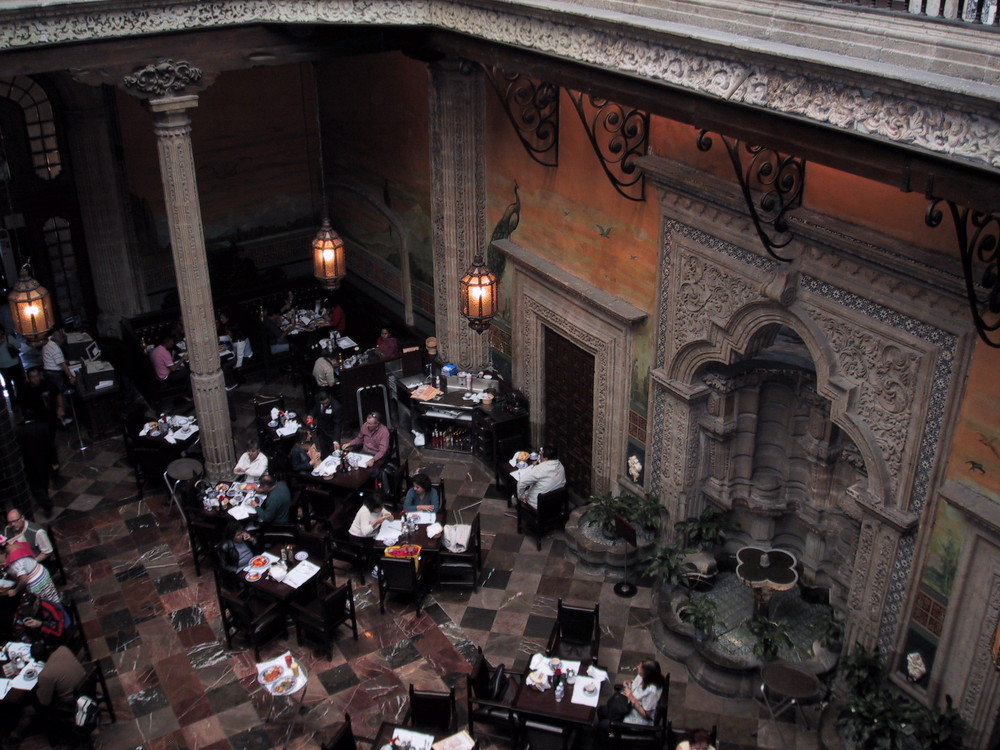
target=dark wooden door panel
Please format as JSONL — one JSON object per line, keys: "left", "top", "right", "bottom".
{"left": 543, "top": 326, "right": 594, "bottom": 497}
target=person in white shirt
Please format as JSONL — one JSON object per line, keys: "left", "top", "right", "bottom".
{"left": 516, "top": 444, "right": 566, "bottom": 509}
{"left": 675, "top": 729, "right": 715, "bottom": 750}
{"left": 41, "top": 328, "right": 74, "bottom": 392}
{"left": 349, "top": 492, "right": 393, "bottom": 538}
{"left": 233, "top": 439, "right": 268, "bottom": 483}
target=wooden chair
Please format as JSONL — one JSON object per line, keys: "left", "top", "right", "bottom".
{"left": 546, "top": 599, "right": 600, "bottom": 665}
{"left": 514, "top": 715, "right": 578, "bottom": 750}
{"left": 378, "top": 556, "right": 427, "bottom": 615}
{"left": 218, "top": 590, "right": 287, "bottom": 661}
{"left": 321, "top": 712, "right": 361, "bottom": 750}
{"left": 64, "top": 597, "right": 93, "bottom": 662}
{"left": 187, "top": 518, "right": 224, "bottom": 577}
{"left": 45, "top": 523, "right": 67, "bottom": 584}
{"left": 517, "top": 486, "right": 569, "bottom": 550}
{"left": 329, "top": 532, "right": 376, "bottom": 584}
{"left": 467, "top": 646, "right": 518, "bottom": 739}
{"left": 406, "top": 684, "right": 456, "bottom": 734}
{"left": 604, "top": 678, "right": 670, "bottom": 747}
{"left": 437, "top": 513, "right": 482, "bottom": 590}
{"left": 290, "top": 579, "right": 358, "bottom": 660}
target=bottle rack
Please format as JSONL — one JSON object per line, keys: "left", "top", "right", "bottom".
{"left": 425, "top": 418, "right": 473, "bottom": 453}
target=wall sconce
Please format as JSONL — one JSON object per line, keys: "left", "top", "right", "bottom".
{"left": 460, "top": 254, "right": 498, "bottom": 334}
{"left": 312, "top": 218, "right": 346, "bottom": 290}
{"left": 7, "top": 263, "right": 55, "bottom": 341}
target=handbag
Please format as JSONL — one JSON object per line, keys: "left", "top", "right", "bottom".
{"left": 605, "top": 691, "right": 631, "bottom": 722}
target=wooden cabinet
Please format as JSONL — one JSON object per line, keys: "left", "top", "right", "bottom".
{"left": 472, "top": 406, "right": 529, "bottom": 485}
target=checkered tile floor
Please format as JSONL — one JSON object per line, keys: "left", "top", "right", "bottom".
{"left": 11, "top": 380, "right": 827, "bottom": 749}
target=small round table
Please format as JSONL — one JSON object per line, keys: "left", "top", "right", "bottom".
{"left": 165, "top": 458, "right": 205, "bottom": 518}
{"left": 760, "top": 661, "right": 822, "bottom": 729}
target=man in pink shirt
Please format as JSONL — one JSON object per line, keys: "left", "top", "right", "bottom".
{"left": 150, "top": 334, "right": 189, "bottom": 388}
{"left": 338, "top": 411, "right": 390, "bottom": 467}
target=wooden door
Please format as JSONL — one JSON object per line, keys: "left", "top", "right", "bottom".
{"left": 543, "top": 326, "right": 594, "bottom": 498}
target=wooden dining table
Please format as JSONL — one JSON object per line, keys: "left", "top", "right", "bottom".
{"left": 371, "top": 721, "right": 444, "bottom": 749}
{"left": 242, "top": 546, "right": 324, "bottom": 605}
{"left": 511, "top": 665, "right": 600, "bottom": 726}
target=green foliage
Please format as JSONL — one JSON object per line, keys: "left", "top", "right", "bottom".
{"left": 673, "top": 506, "right": 737, "bottom": 551}
{"left": 836, "top": 689, "right": 917, "bottom": 750}
{"left": 812, "top": 609, "right": 845, "bottom": 649}
{"left": 915, "top": 694, "right": 968, "bottom": 750}
{"left": 581, "top": 492, "right": 662, "bottom": 536}
{"left": 747, "top": 616, "right": 794, "bottom": 661}
{"left": 641, "top": 541, "right": 695, "bottom": 587}
{"left": 835, "top": 645, "right": 967, "bottom": 750}
{"left": 838, "top": 643, "right": 885, "bottom": 695}
{"left": 678, "top": 596, "right": 718, "bottom": 637}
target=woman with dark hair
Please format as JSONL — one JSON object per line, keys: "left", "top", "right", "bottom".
{"left": 402, "top": 473, "right": 440, "bottom": 512}
{"left": 374, "top": 327, "right": 400, "bottom": 360}
{"left": 289, "top": 429, "right": 321, "bottom": 474}
{"left": 349, "top": 490, "right": 393, "bottom": 538}
{"left": 598, "top": 659, "right": 665, "bottom": 729}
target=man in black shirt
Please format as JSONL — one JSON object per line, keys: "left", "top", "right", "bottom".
{"left": 310, "top": 389, "right": 341, "bottom": 457}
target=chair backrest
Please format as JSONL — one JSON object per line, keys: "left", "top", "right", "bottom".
{"left": 408, "top": 684, "right": 456, "bottom": 733}
{"left": 324, "top": 580, "right": 354, "bottom": 623}
{"left": 537, "top": 486, "right": 568, "bottom": 521}
{"left": 468, "top": 646, "right": 492, "bottom": 699}
{"left": 321, "top": 712, "right": 359, "bottom": 750}
{"left": 380, "top": 556, "right": 419, "bottom": 589}
{"left": 557, "top": 599, "right": 599, "bottom": 644}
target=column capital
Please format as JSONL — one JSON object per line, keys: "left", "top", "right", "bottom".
{"left": 147, "top": 94, "right": 200, "bottom": 116}
{"left": 123, "top": 59, "right": 206, "bottom": 99}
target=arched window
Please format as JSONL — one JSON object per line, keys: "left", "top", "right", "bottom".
{"left": 42, "top": 216, "right": 82, "bottom": 322}
{"left": 0, "top": 76, "right": 61, "bottom": 180}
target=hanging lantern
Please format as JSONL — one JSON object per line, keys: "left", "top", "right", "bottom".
{"left": 8, "top": 264, "right": 55, "bottom": 341}
{"left": 460, "top": 254, "right": 498, "bottom": 334}
{"left": 312, "top": 218, "right": 346, "bottom": 289}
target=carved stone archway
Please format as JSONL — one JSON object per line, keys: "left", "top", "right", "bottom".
{"left": 643, "top": 156, "right": 969, "bottom": 653}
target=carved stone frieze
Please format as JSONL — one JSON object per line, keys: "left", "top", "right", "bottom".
{"left": 673, "top": 251, "right": 758, "bottom": 352}
{"left": 802, "top": 304, "right": 920, "bottom": 499}
{"left": 1, "top": 1, "right": 997, "bottom": 170}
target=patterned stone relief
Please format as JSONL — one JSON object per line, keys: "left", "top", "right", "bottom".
{"left": 2, "top": 2, "right": 996, "bottom": 170}
{"left": 673, "top": 251, "right": 758, "bottom": 352}
{"left": 849, "top": 520, "right": 877, "bottom": 618}
{"left": 803, "top": 304, "right": 921, "bottom": 499}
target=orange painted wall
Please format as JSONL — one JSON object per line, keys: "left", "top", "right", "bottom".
{"left": 945, "top": 341, "right": 1000, "bottom": 502}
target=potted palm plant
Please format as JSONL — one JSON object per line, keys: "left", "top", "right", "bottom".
{"left": 674, "top": 506, "right": 735, "bottom": 552}
{"left": 642, "top": 541, "right": 695, "bottom": 588}
{"left": 678, "top": 596, "right": 718, "bottom": 642}
{"left": 582, "top": 491, "right": 662, "bottom": 540}
{"left": 747, "top": 615, "right": 794, "bottom": 661}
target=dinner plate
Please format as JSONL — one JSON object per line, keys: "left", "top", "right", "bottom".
{"left": 260, "top": 665, "right": 284, "bottom": 683}
{"left": 583, "top": 683, "right": 597, "bottom": 695}
{"left": 268, "top": 420, "right": 278, "bottom": 428}
{"left": 272, "top": 676, "right": 297, "bottom": 695}
{"left": 249, "top": 556, "right": 270, "bottom": 569}
{"left": 245, "top": 571, "right": 263, "bottom": 582}
{"left": 294, "top": 551, "right": 309, "bottom": 561}
{"left": 149, "top": 430, "right": 162, "bottom": 437}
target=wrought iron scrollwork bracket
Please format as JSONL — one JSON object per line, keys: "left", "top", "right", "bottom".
{"left": 697, "top": 130, "right": 806, "bottom": 262}
{"left": 484, "top": 66, "right": 559, "bottom": 168}
{"left": 926, "top": 198, "right": 1000, "bottom": 347}
{"left": 569, "top": 91, "right": 648, "bottom": 202}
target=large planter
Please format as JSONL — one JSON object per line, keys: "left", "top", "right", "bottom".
{"left": 563, "top": 506, "right": 655, "bottom": 569}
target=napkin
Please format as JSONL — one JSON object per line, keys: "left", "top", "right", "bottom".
{"left": 571, "top": 677, "right": 601, "bottom": 707}
{"left": 271, "top": 407, "right": 279, "bottom": 420}
{"left": 276, "top": 419, "right": 300, "bottom": 438}
{"left": 227, "top": 505, "right": 253, "bottom": 520}
{"left": 0, "top": 678, "right": 11, "bottom": 699}
{"left": 283, "top": 560, "right": 320, "bottom": 589}
{"left": 390, "top": 728, "right": 434, "bottom": 750}
{"left": 376, "top": 520, "right": 402, "bottom": 544}
{"left": 426, "top": 522, "right": 444, "bottom": 539}
{"left": 586, "top": 664, "right": 609, "bottom": 684}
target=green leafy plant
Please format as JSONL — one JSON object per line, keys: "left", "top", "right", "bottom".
{"left": 915, "top": 694, "right": 968, "bottom": 750}
{"left": 581, "top": 492, "right": 662, "bottom": 537}
{"left": 837, "top": 689, "right": 917, "bottom": 750}
{"left": 747, "top": 615, "right": 794, "bottom": 661}
{"left": 812, "top": 609, "right": 845, "bottom": 650}
{"left": 678, "top": 596, "right": 718, "bottom": 638}
{"left": 674, "top": 506, "right": 736, "bottom": 551}
{"left": 641, "top": 541, "right": 695, "bottom": 587}
{"left": 838, "top": 643, "right": 885, "bottom": 695}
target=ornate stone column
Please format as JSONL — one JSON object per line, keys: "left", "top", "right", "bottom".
{"left": 124, "top": 61, "right": 233, "bottom": 480}
{"left": 61, "top": 83, "right": 147, "bottom": 333}
{"left": 428, "top": 57, "right": 488, "bottom": 370}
